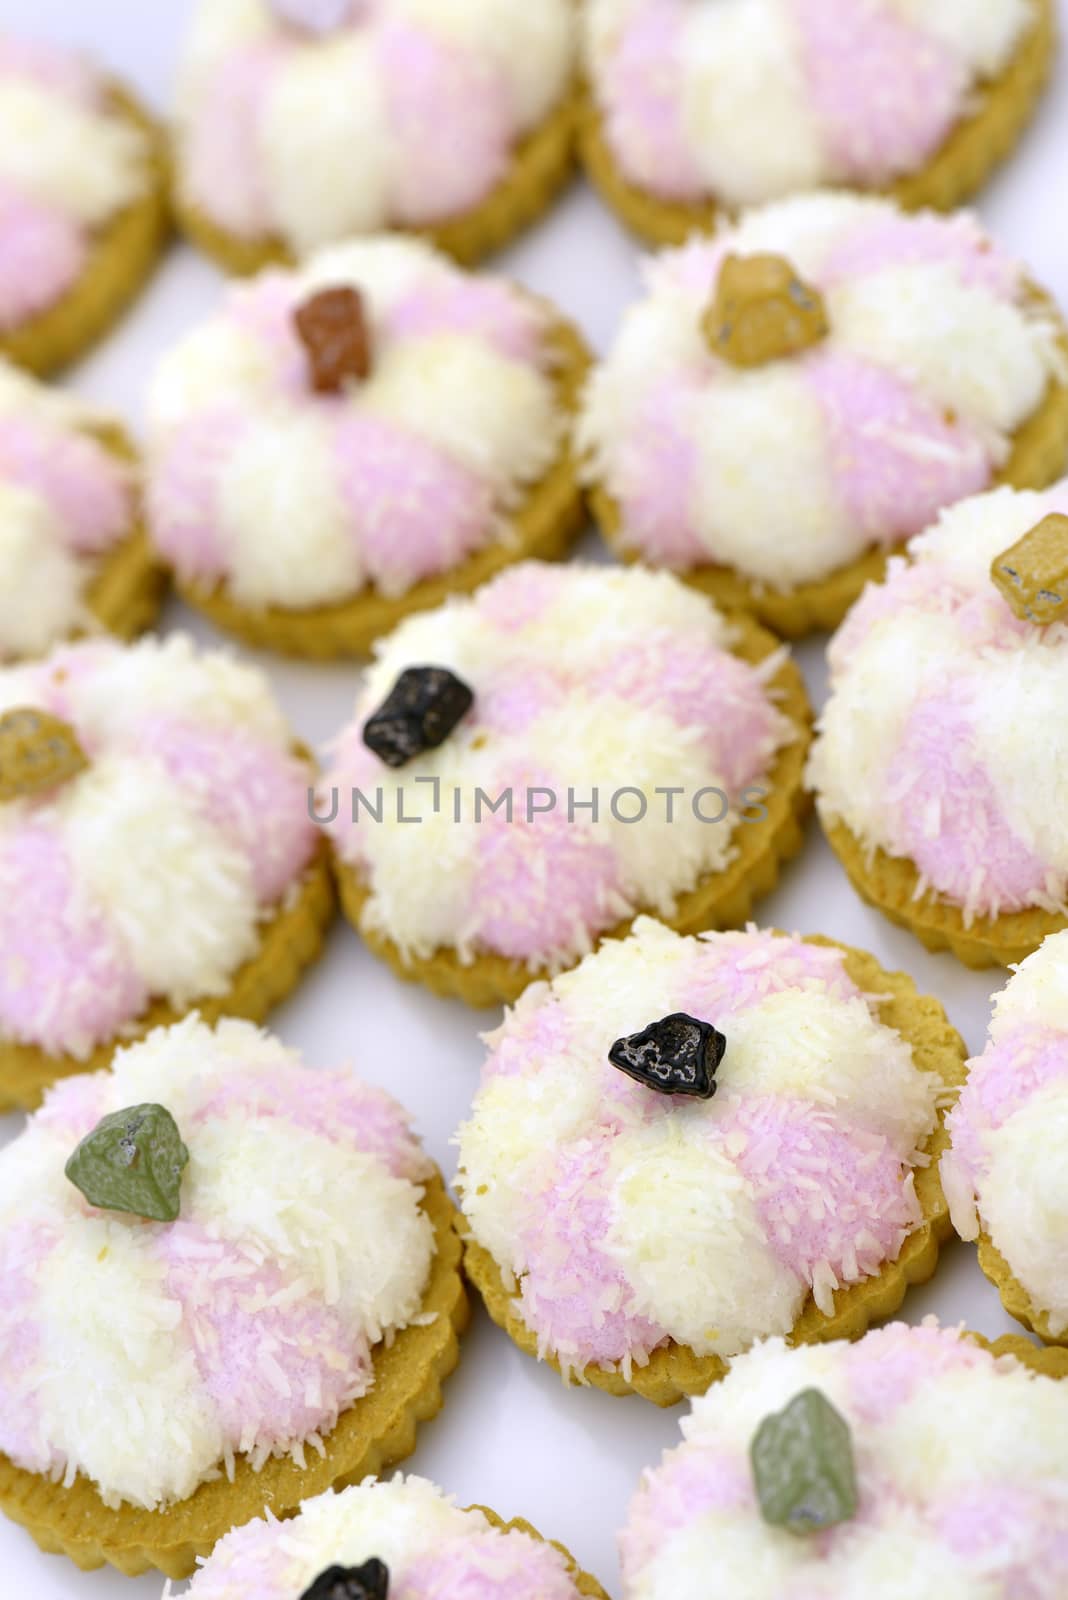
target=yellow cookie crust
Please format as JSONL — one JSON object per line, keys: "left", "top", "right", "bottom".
{"left": 334, "top": 612, "right": 813, "bottom": 1008}
{"left": 0, "top": 1173, "right": 469, "bottom": 1578}
{"left": 589, "top": 289, "right": 1068, "bottom": 639}
{"left": 473, "top": 1506, "right": 609, "bottom": 1599}
{"left": 175, "top": 87, "right": 578, "bottom": 273}
{"left": 0, "top": 835, "right": 336, "bottom": 1113}
{"left": 0, "top": 85, "right": 170, "bottom": 377}
{"left": 969, "top": 1328, "right": 1068, "bottom": 1377}
{"left": 578, "top": 0, "right": 1056, "bottom": 247}
{"left": 822, "top": 817, "right": 1067, "bottom": 971}
{"left": 974, "top": 1231, "right": 1068, "bottom": 1347}
{"left": 462, "top": 935, "right": 968, "bottom": 1405}
{"left": 166, "top": 310, "right": 591, "bottom": 659}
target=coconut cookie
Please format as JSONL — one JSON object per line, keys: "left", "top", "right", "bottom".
{"left": 146, "top": 238, "right": 589, "bottom": 657}
{"left": 184, "top": 1476, "right": 606, "bottom": 1600}
{"left": 943, "top": 932, "right": 1068, "bottom": 1343}
{"left": 320, "top": 563, "right": 812, "bottom": 1007}
{"left": 0, "top": 33, "right": 167, "bottom": 374}
{"left": 620, "top": 1322, "right": 1068, "bottom": 1598}
{"left": 0, "top": 361, "right": 163, "bottom": 661}
{"left": 579, "top": 193, "right": 1068, "bottom": 636}
{"left": 809, "top": 481, "right": 1068, "bottom": 968}
{"left": 0, "top": 634, "right": 334, "bottom": 1111}
{"left": 0, "top": 1019, "right": 467, "bottom": 1577}
{"left": 457, "top": 917, "right": 964, "bottom": 1402}
{"left": 581, "top": 0, "right": 1054, "bottom": 246}
{"left": 173, "top": 0, "right": 576, "bottom": 272}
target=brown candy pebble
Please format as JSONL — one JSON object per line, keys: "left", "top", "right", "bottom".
{"left": 991, "top": 512, "right": 1068, "bottom": 626}
{"left": 293, "top": 285, "right": 373, "bottom": 393}
{"left": 0, "top": 707, "right": 88, "bottom": 803}
{"left": 703, "top": 252, "right": 829, "bottom": 368}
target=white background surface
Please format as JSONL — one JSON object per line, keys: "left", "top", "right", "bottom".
{"left": 1, "top": 4, "right": 1067, "bottom": 1595}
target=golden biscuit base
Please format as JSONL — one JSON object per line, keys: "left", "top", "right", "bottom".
{"left": 590, "top": 288, "right": 1068, "bottom": 638}
{"left": 334, "top": 612, "right": 813, "bottom": 1008}
{"left": 174, "top": 88, "right": 578, "bottom": 274}
{"left": 0, "top": 1174, "right": 469, "bottom": 1578}
{"left": 169, "top": 311, "right": 592, "bottom": 659}
{"left": 0, "top": 836, "right": 336, "bottom": 1113}
{"left": 822, "top": 816, "right": 1067, "bottom": 970}
{"left": 970, "top": 1329, "right": 1068, "bottom": 1378}
{"left": 0, "top": 86, "right": 170, "bottom": 377}
{"left": 579, "top": 0, "right": 1056, "bottom": 247}
{"left": 463, "top": 936, "right": 968, "bottom": 1405}
{"left": 974, "top": 1231, "right": 1068, "bottom": 1347}
{"left": 473, "top": 1506, "right": 609, "bottom": 1599}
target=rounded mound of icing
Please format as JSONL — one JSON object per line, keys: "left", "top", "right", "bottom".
{"left": 579, "top": 194, "right": 1061, "bottom": 589}
{"left": 457, "top": 917, "right": 943, "bottom": 1371}
{"left": 0, "top": 1016, "right": 435, "bottom": 1510}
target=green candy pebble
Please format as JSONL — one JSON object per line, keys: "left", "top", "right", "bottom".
{"left": 65, "top": 1103, "right": 189, "bottom": 1223}
{"left": 750, "top": 1387, "right": 858, "bottom": 1536}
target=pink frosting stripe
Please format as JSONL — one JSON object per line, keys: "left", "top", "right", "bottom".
{"left": 385, "top": 277, "right": 548, "bottom": 368}
{"left": 376, "top": 22, "right": 513, "bottom": 225}
{"left": 516, "top": 1132, "right": 667, "bottom": 1365}
{"left": 0, "top": 1219, "right": 62, "bottom": 1472}
{"left": 0, "top": 35, "right": 100, "bottom": 106}
{"left": 179, "top": 43, "right": 287, "bottom": 238}
{"left": 886, "top": 685, "right": 1048, "bottom": 913}
{"left": 145, "top": 406, "right": 251, "bottom": 584}
{"left": 332, "top": 413, "right": 497, "bottom": 596}
{"left": 788, "top": 0, "right": 967, "bottom": 184}
{"left": 469, "top": 763, "right": 625, "bottom": 965}
{"left": 126, "top": 716, "right": 317, "bottom": 904}
{"left": 679, "top": 931, "right": 860, "bottom": 1023}
{"left": 401, "top": 1529, "right": 584, "bottom": 1599}
{"left": 805, "top": 349, "right": 992, "bottom": 545}
{"left": 159, "top": 1222, "right": 371, "bottom": 1451}
{"left": 621, "top": 1444, "right": 752, "bottom": 1577}
{"left": 0, "top": 414, "right": 132, "bottom": 555}
{"left": 608, "top": 374, "right": 707, "bottom": 569}
{"left": 0, "top": 821, "right": 147, "bottom": 1057}
{"left": 597, "top": 0, "right": 703, "bottom": 199}
{"left": 718, "top": 1096, "right": 921, "bottom": 1282}
{"left": 0, "top": 179, "right": 86, "bottom": 331}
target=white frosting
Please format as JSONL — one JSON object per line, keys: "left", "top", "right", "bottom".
{"left": 457, "top": 917, "right": 943, "bottom": 1365}
{"left": 0, "top": 1018, "right": 435, "bottom": 1509}
{"left": 147, "top": 237, "right": 563, "bottom": 608}
{"left": 578, "top": 194, "right": 1062, "bottom": 589}
{"left": 810, "top": 481, "right": 1068, "bottom": 918}
{"left": 0, "top": 483, "right": 88, "bottom": 658}
{"left": 0, "top": 76, "right": 149, "bottom": 227}
{"left": 323, "top": 566, "right": 797, "bottom": 971}
{"left": 623, "top": 1325, "right": 1068, "bottom": 1599}
{"left": 177, "top": 0, "right": 575, "bottom": 252}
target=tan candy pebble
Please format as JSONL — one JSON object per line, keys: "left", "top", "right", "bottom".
{"left": 0, "top": 707, "right": 88, "bottom": 803}
{"left": 703, "top": 253, "right": 829, "bottom": 369}
{"left": 991, "top": 512, "right": 1068, "bottom": 625}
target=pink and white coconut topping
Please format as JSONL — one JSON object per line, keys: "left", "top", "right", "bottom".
{"left": 174, "top": 0, "right": 574, "bottom": 252}
{"left": 0, "top": 633, "right": 317, "bottom": 1060}
{"left": 809, "top": 479, "right": 1068, "bottom": 922}
{"left": 621, "top": 1322, "right": 1068, "bottom": 1599}
{"left": 0, "top": 1017, "right": 436, "bottom": 1510}
{"left": 943, "top": 930, "right": 1068, "bottom": 1333}
{"left": 185, "top": 1475, "right": 586, "bottom": 1600}
{"left": 0, "top": 361, "right": 136, "bottom": 660}
{"left": 578, "top": 193, "right": 1063, "bottom": 591}
{"left": 584, "top": 0, "right": 1036, "bottom": 207}
{"left": 146, "top": 237, "right": 568, "bottom": 612}
{"left": 321, "top": 563, "right": 800, "bottom": 974}
{"left": 0, "top": 34, "right": 150, "bottom": 331}
{"left": 456, "top": 917, "right": 944, "bottom": 1373}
